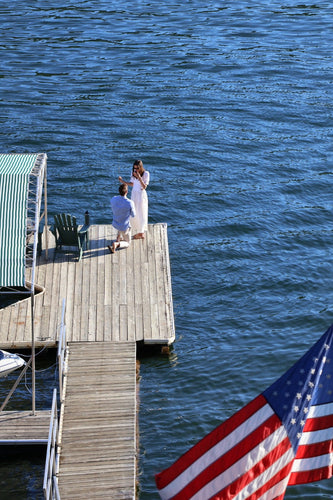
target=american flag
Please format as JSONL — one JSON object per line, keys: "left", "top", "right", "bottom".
{"left": 155, "top": 325, "right": 333, "bottom": 499}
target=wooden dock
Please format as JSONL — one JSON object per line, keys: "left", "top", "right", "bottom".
{"left": 0, "top": 223, "right": 174, "bottom": 498}
{"left": 57, "top": 342, "right": 136, "bottom": 499}
{"left": 0, "top": 223, "right": 175, "bottom": 348}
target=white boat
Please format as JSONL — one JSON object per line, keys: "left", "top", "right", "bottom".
{"left": 0, "top": 350, "right": 25, "bottom": 377}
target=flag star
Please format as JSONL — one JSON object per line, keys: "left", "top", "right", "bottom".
{"left": 296, "top": 393, "right": 302, "bottom": 400}
{"left": 301, "top": 420, "right": 305, "bottom": 426}
{"left": 297, "top": 432, "right": 302, "bottom": 439}
{"left": 294, "top": 406, "right": 299, "bottom": 412}
{"left": 291, "top": 418, "right": 296, "bottom": 425}
{"left": 311, "top": 369, "right": 316, "bottom": 375}
{"left": 323, "top": 357, "right": 327, "bottom": 364}
{"left": 287, "top": 380, "right": 291, "bottom": 385}
{"left": 308, "top": 382, "right": 314, "bottom": 388}
{"left": 304, "top": 407, "right": 309, "bottom": 414}
{"left": 306, "top": 394, "right": 311, "bottom": 401}
{"left": 300, "top": 369, "right": 305, "bottom": 374}
{"left": 285, "top": 393, "right": 290, "bottom": 398}
{"left": 324, "top": 344, "right": 329, "bottom": 350}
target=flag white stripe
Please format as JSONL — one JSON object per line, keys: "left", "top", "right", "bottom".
{"left": 299, "top": 427, "right": 333, "bottom": 445}
{"left": 257, "top": 476, "right": 290, "bottom": 500}
{"left": 292, "top": 452, "right": 333, "bottom": 472}
{"left": 192, "top": 426, "right": 290, "bottom": 500}
{"left": 235, "top": 449, "right": 294, "bottom": 500}
{"left": 307, "top": 402, "right": 333, "bottom": 419}
{"left": 158, "top": 404, "right": 274, "bottom": 499}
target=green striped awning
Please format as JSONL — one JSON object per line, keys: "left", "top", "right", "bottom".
{"left": 0, "top": 153, "right": 40, "bottom": 287}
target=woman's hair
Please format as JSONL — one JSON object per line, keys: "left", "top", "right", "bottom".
{"left": 133, "top": 159, "right": 144, "bottom": 174}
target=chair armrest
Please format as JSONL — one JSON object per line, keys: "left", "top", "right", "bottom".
{"left": 79, "top": 224, "right": 90, "bottom": 250}
{"left": 79, "top": 224, "right": 90, "bottom": 235}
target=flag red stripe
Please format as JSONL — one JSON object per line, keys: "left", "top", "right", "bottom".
{"left": 219, "top": 413, "right": 282, "bottom": 471}
{"left": 237, "top": 461, "right": 293, "bottom": 500}
{"left": 288, "top": 464, "right": 333, "bottom": 485}
{"left": 210, "top": 438, "right": 291, "bottom": 500}
{"left": 303, "top": 414, "right": 333, "bottom": 432}
{"left": 295, "top": 439, "right": 333, "bottom": 459}
{"left": 156, "top": 395, "right": 266, "bottom": 490}
{"left": 169, "top": 414, "right": 282, "bottom": 500}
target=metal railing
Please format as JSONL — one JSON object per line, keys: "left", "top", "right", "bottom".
{"left": 57, "top": 299, "right": 67, "bottom": 402}
{"left": 43, "top": 388, "right": 60, "bottom": 500}
{"left": 43, "top": 298, "right": 67, "bottom": 499}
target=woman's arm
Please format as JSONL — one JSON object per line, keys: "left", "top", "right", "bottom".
{"left": 118, "top": 176, "right": 133, "bottom": 187}
{"left": 134, "top": 171, "right": 149, "bottom": 190}
{"left": 137, "top": 174, "right": 147, "bottom": 189}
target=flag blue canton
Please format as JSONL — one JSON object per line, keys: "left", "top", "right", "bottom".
{"left": 264, "top": 325, "right": 333, "bottom": 452}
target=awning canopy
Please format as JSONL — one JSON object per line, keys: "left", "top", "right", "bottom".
{"left": 0, "top": 153, "right": 47, "bottom": 289}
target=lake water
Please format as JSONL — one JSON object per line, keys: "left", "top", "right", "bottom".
{"left": 1, "top": 1, "right": 333, "bottom": 498}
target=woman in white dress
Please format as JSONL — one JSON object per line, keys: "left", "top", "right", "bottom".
{"left": 118, "top": 160, "right": 150, "bottom": 239}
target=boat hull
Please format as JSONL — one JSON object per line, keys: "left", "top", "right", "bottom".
{"left": 0, "top": 350, "right": 25, "bottom": 377}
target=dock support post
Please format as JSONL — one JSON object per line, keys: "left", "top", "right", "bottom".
{"left": 31, "top": 293, "right": 36, "bottom": 415}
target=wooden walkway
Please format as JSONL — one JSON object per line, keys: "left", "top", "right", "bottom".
{"left": 57, "top": 342, "right": 137, "bottom": 500}
{"left": 0, "top": 223, "right": 175, "bottom": 348}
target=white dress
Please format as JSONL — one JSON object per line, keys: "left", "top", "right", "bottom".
{"left": 130, "top": 170, "right": 150, "bottom": 234}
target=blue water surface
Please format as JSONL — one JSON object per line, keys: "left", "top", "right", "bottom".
{"left": 1, "top": 1, "right": 333, "bottom": 498}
